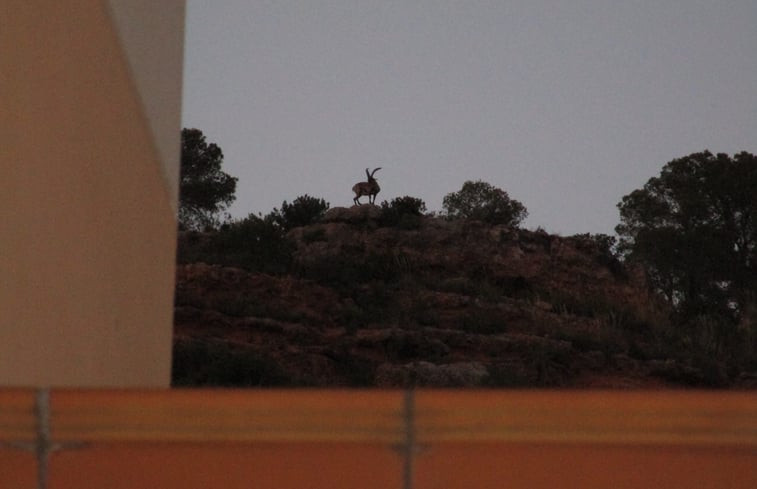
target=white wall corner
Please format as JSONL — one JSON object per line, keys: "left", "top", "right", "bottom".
{"left": 106, "top": 0, "right": 186, "bottom": 214}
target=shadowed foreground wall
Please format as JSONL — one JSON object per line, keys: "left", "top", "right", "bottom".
{"left": 0, "top": 390, "right": 756, "bottom": 488}
{"left": 0, "top": 1, "right": 184, "bottom": 387}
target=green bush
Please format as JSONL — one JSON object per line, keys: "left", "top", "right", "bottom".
{"left": 443, "top": 180, "right": 527, "bottom": 226}
{"left": 212, "top": 214, "right": 293, "bottom": 273}
{"left": 177, "top": 214, "right": 293, "bottom": 273}
{"left": 379, "top": 196, "right": 427, "bottom": 228}
{"left": 266, "top": 194, "right": 330, "bottom": 231}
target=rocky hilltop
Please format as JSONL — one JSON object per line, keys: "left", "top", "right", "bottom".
{"left": 173, "top": 205, "right": 739, "bottom": 388}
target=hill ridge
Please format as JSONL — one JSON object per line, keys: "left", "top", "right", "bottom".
{"left": 173, "top": 206, "right": 740, "bottom": 388}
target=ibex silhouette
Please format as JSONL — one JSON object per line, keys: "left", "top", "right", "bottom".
{"left": 352, "top": 167, "right": 381, "bottom": 205}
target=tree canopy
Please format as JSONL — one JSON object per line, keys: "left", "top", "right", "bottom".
{"left": 179, "top": 128, "right": 238, "bottom": 230}
{"left": 616, "top": 151, "right": 757, "bottom": 321}
{"left": 442, "top": 180, "right": 527, "bottom": 226}
{"left": 266, "top": 195, "right": 330, "bottom": 231}
{"left": 379, "top": 196, "right": 427, "bottom": 228}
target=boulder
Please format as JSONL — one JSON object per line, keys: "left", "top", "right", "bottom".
{"left": 322, "top": 205, "right": 382, "bottom": 223}
{"left": 375, "top": 361, "right": 489, "bottom": 387}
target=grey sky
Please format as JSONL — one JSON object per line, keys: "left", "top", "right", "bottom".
{"left": 182, "top": 0, "right": 756, "bottom": 235}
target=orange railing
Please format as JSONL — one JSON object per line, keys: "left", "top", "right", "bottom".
{"left": 2, "top": 389, "right": 756, "bottom": 488}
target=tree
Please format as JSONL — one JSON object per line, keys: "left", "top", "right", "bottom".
{"left": 266, "top": 195, "right": 330, "bottom": 231}
{"left": 213, "top": 214, "right": 293, "bottom": 273}
{"left": 442, "top": 180, "right": 527, "bottom": 226}
{"left": 379, "top": 196, "right": 427, "bottom": 228}
{"left": 616, "top": 151, "right": 757, "bottom": 321}
{"left": 179, "top": 128, "right": 238, "bottom": 230}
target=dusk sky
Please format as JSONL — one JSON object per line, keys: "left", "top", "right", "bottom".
{"left": 182, "top": 1, "right": 756, "bottom": 235}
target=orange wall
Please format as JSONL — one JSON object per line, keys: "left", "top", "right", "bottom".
{"left": 1, "top": 389, "right": 756, "bottom": 488}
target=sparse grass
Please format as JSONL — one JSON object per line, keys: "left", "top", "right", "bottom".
{"left": 435, "top": 276, "right": 503, "bottom": 303}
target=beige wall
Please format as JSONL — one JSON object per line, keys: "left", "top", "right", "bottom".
{"left": 0, "top": 1, "right": 184, "bottom": 387}
{"left": 106, "top": 0, "right": 185, "bottom": 208}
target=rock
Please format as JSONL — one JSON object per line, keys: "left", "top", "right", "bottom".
{"left": 322, "top": 205, "right": 382, "bottom": 223}
{"left": 737, "top": 371, "right": 757, "bottom": 388}
{"left": 579, "top": 350, "right": 607, "bottom": 370}
{"left": 379, "top": 331, "right": 450, "bottom": 361}
{"left": 648, "top": 359, "right": 727, "bottom": 387}
{"left": 174, "top": 214, "right": 699, "bottom": 388}
{"left": 611, "top": 353, "right": 638, "bottom": 371}
{"left": 375, "top": 361, "right": 489, "bottom": 387}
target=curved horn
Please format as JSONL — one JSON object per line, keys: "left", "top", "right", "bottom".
{"left": 365, "top": 168, "right": 371, "bottom": 179}
{"left": 370, "top": 167, "right": 382, "bottom": 178}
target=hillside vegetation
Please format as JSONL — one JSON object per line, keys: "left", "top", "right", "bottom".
{"left": 174, "top": 138, "right": 756, "bottom": 388}
{"left": 173, "top": 205, "right": 756, "bottom": 388}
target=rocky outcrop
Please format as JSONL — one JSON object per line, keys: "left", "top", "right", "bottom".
{"left": 375, "top": 361, "right": 489, "bottom": 387}
{"left": 321, "top": 205, "right": 382, "bottom": 224}
{"left": 173, "top": 214, "right": 742, "bottom": 388}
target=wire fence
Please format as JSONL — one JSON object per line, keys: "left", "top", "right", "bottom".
{"left": 1, "top": 389, "right": 757, "bottom": 488}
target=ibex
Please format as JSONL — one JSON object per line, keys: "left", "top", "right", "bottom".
{"left": 352, "top": 167, "right": 381, "bottom": 205}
